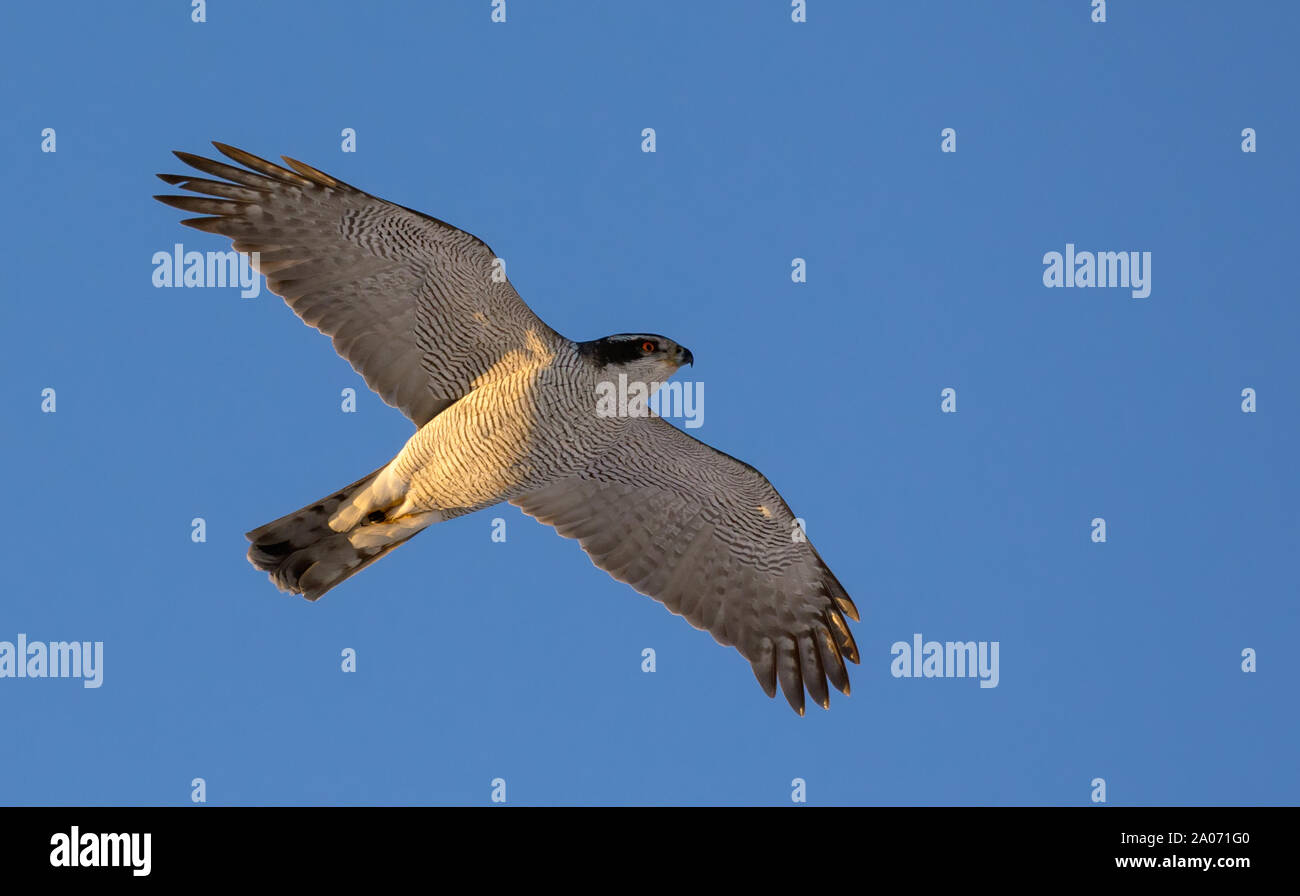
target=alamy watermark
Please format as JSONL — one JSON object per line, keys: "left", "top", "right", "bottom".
{"left": 152, "top": 243, "right": 261, "bottom": 297}
{"left": 890, "top": 633, "right": 999, "bottom": 688}
{"left": 0, "top": 634, "right": 103, "bottom": 688}
{"left": 50, "top": 827, "right": 150, "bottom": 876}
{"left": 1042, "top": 243, "right": 1151, "bottom": 298}
{"left": 595, "top": 373, "right": 704, "bottom": 429}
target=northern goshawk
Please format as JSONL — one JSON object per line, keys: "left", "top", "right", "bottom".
{"left": 155, "top": 144, "right": 859, "bottom": 714}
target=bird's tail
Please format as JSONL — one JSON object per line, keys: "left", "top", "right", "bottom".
{"left": 245, "top": 465, "right": 433, "bottom": 601}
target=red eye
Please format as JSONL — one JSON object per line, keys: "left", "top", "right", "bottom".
{"left": 641, "top": 340, "right": 656, "bottom": 353}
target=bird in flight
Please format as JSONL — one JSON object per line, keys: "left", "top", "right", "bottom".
{"left": 155, "top": 144, "right": 859, "bottom": 713}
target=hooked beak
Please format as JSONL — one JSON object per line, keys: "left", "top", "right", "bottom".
{"left": 676, "top": 346, "right": 694, "bottom": 367}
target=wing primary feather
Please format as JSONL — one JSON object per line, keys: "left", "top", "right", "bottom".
{"left": 820, "top": 566, "right": 860, "bottom": 621}
{"left": 163, "top": 175, "right": 267, "bottom": 201}
{"left": 750, "top": 641, "right": 778, "bottom": 699}
{"left": 177, "top": 216, "right": 230, "bottom": 233}
{"left": 173, "top": 150, "right": 276, "bottom": 188}
{"left": 153, "top": 195, "right": 248, "bottom": 216}
{"left": 834, "top": 594, "right": 860, "bottom": 622}
{"left": 281, "top": 155, "right": 346, "bottom": 188}
{"left": 799, "top": 632, "right": 831, "bottom": 710}
{"left": 824, "top": 607, "right": 860, "bottom": 664}
{"left": 212, "top": 142, "right": 315, "bottom": 186}
{"left": 817, "top": 627, "right": 851, "bottom": 696}
{"left": 776, "top": 637, "right": 806, "bottom": 716}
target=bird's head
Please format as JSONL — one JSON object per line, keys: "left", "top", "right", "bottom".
{"left": 579, "top": 333, "right": 694, "bottom": 384}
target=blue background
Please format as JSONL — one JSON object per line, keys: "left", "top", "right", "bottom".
{"left": 1, "top": 1, "right": 1295, "bottom": 805}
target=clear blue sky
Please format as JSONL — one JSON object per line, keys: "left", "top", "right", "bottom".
{"left": 1, "top": 1, "right": 1296, "bottom": 806}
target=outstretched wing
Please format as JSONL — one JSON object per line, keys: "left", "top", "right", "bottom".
{"left": 511, "top": 416, "right": 860, "bottom": 714}
{"left": 155, "top": 143, "right": 562, "bottom": 427}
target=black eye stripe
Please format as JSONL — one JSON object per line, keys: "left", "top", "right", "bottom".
{"left": 577, "top": 334, "right": 674, "bottom": 367}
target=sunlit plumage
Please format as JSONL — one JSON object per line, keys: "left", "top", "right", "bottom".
{"left": 155, "top": 144, "right": 859, "bottom": 713}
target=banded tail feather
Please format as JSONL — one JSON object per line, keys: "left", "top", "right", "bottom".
{"left": 246, "top": 465, "right": 433, "bottom": 600}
